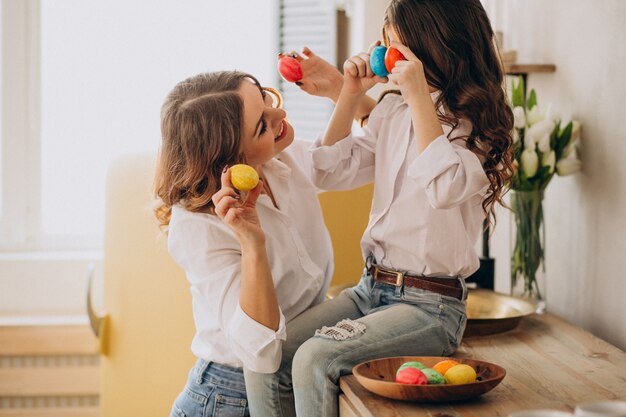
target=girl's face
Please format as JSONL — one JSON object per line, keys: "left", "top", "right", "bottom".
{"left": 238, "top": 80, "right": 294, "bottom": 169}
{"left": 383, "top": 25, "right": 399, "bottom": 46}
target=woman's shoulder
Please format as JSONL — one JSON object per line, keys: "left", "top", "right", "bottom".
{"left": 169, "top": 205, "right": 231, "bottom": 240}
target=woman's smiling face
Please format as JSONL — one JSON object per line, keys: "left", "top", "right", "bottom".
{"left": 238, "top": 80, "right": 294, "bottom": 169}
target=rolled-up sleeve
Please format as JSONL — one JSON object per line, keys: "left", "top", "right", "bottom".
{"left": 408, "top": 135, "right": 489, "bottom": 209}
{"left": 227, "top": 304, "right": 286, "bottom": 373}
{"left": 168, "top": 218, "right": 287, "bottom": 373}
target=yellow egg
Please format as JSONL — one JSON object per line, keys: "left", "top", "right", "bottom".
{"left": 230, "top": 164, "right": 259, "bottom": 191}
{"left": 444, "top": 364, "right": 477, "bottom": 385}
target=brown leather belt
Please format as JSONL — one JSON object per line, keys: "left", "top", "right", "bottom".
{"left": 369, "top": 264, "right": 466, "bottom": 301}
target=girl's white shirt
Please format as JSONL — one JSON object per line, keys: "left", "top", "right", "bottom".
{"left": 310, "top": 92, "right": 490, "bottom": 278}
{"left": 167, "top": 140, "right": 333, "bottom": 373}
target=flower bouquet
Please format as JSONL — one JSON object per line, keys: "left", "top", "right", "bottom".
{"left": 509, "top": 76, "right": 581, "bottom": 312}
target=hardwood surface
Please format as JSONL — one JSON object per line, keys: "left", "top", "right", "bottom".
{"left": 340, "top": 313, "right": 626, "bottom": 417}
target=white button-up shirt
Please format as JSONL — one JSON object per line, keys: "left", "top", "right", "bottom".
{"left": 310, "top": 93, "right": 489, "bottom": 278}
{"left": 168, "top": 140, "right": 333, "bottom": 373}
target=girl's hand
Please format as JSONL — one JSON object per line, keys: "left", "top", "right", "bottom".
{"left": 280, "top": 47, "right": 343, "bottom": 101}
{"left": 386, "top": 41, "right": 431, "bottom": 105}
{"left": 212, "top": 167, "right": 265, "bottom": 244}
{"left": 342, "top": 41, "right": 388, "bottom": 96}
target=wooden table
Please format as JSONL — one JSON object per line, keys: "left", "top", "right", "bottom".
{"left": 339, "top": 313, "right": 626, "bottom": 416}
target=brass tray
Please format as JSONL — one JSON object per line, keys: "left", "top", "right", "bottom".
{"left": 464, "top": 289, "right": 536, "bottom": 337}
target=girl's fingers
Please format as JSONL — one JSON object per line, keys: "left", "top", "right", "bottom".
{"left": 357, "top": 53, "right": 373, "bottom": 78}
{"left": 350, "top": 56, "right": 368, "bottom": 77}
{"left": 367, "top": 40, "right": 381, "bottom": 54}
{"left": 344, "top": 60, "right": 359, "bottom": 78}
{"left": 373, "top": 75, "right": 389, "bottom": 84}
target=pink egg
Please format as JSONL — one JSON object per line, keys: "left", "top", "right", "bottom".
{"left": 277, "top": 56, "right": 303, "bottom": 83}
{"left": 395, "top": 367, "right": 428, "bottom": 385}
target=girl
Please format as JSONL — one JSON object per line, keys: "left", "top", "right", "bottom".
{"left": 244, "top": 1, "right": 514, "bottom": 416}
{"left": 155, "top": 59, "right": 375, "bottom": 416}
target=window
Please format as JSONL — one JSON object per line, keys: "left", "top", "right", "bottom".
{"left": 1, "top": 0, "right": 280, "bottom": 252}
{"left": 279, "top": 0, "right": 337, "bottom": 140}
{"left": 0, "top": 0, "right": 280, "bottom": 315}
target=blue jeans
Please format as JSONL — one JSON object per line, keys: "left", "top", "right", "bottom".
{"left": 170, "top": 359, "right": 249, "bottom": 417}
{"left": 244, "top": 267, "right": 467, "bottom": 417}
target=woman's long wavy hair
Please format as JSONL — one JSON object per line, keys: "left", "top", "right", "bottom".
{"left": 154, "top": 71, "right": 260, "bottom": 228}
{"left": 385, "top": 0, "right": 514, "bottom": 227}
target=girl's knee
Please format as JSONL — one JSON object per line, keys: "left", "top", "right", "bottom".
{"left": 292, "top": 337, "right": 333, "bottom": 379}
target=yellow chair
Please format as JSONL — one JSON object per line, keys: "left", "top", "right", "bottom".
{"left": 96, "top": 153, "right": 371, "bottom": 417}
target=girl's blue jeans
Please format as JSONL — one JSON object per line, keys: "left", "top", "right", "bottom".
{"left": 170, "top": 358, "right": 249, "bottom": 417}
{"left": 244, "top": 266, "right": 467, "bottom": 417}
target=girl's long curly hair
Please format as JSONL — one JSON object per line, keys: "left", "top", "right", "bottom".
{"left": 154, "top": 71, "right": 260, "bottom": 228}
{"left": 385, "top": 0, "right": 514, "bottom": 227}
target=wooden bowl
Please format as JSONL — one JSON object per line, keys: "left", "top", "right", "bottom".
{"left": 352, "top": 356, "right": 506, "bottom": 402}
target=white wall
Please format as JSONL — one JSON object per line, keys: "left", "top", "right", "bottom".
{"left": 485, "top": 0, "right": 626, "bottom": 350}
{"left": 356, "top": 0, "right": 626, "bottom": 350}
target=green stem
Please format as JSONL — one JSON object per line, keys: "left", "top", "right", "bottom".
{"left": 511, "top": 190, "right": 545, "bottom": 300}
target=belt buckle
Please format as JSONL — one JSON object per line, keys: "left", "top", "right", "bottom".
{"left": 375, "top": 265, "right": 404, "bottom": 287}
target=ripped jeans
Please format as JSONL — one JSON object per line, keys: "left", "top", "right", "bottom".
{"left": 244, "top": 267, "right": 467, "bottom": 417}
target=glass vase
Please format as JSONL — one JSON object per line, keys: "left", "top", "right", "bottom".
{"left": 510, "top": 189, "right": 546, "bottom": 313}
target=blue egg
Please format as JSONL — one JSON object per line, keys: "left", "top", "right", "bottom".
{"left": 370, "top": 46, "right": 388, "bottom": 77}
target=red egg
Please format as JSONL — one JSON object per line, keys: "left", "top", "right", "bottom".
{"left": 395, "top": 367, "right": 428, "bottom": 385}
{"left": 384, "top": 47, "right": 407, "bottom": 73}
{"left": 278, "top": 56, "right": 303, "bottom": 83}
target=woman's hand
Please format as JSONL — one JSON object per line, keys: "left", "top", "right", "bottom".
{"left": 342, "top": 41, "right": 388, "bottom": 97}
{"left": 386, "top": 41, "right": 431, "bottom": 105}
{"left": 212, "top": 167, "right": 265, "bottom": 244}
{"left": 281, "top": 47, "right": 344, "bottom": 101}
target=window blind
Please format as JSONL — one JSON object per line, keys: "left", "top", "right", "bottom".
{"left": 279, "top": 0, "right": 337, "bottom": 141}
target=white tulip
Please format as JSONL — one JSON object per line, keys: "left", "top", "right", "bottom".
{"left": 556, "top": 157, "right": 582, "bottom": 176}
{"left": 524, "top": 133, "right": 536, "bottom": 150}
{"left": 513, "top": 106, "right": 526, "bottom": 129}
{"left": 521, "top": 148, "right": 539, "bottom": 178}
{"left": 542, "top": 150, "right": 556, "bottom": 174}
{"left": 526, "top": 105, "right": 545, "bottom": 126}
{"left": 543, "top": 103, "right": 561, "bottom": 123}
{"left": 562, "top": 141, "right": 578, "bottom": 159}
{"left": 538, "top": 133, "right": 552, "bottom": 153}
{"left": 512, "top": 128, "right": 520, "bottom": 143}
{"left": 527, "top": 119, "right": 555, "bottom": 140}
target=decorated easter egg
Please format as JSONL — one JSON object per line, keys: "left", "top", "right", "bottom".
{"left": 384, "top": 46, "right": 407, "bottom": 73}
{"left": 395, "top": 367, "right": 428, "bottom": 385}
{"left": 444, "top": 364, "right": 477, "bottom": 385}
{"left": 432, "top": 359, "right": 459, "bottom": 376}
{"left": 420, "top": 368, "right": 446, "bottom": 385}
{"left": 396, "top": 361, "right": 426, "bottom": 374}
{"left": 369, "top": 45, "right": 389, "bottom": 77}
{"left": 230, "top": 164, "right": 259, "bottom": 191}
{"left": 277, "top": 56, "right": 303, "bottom": 83}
